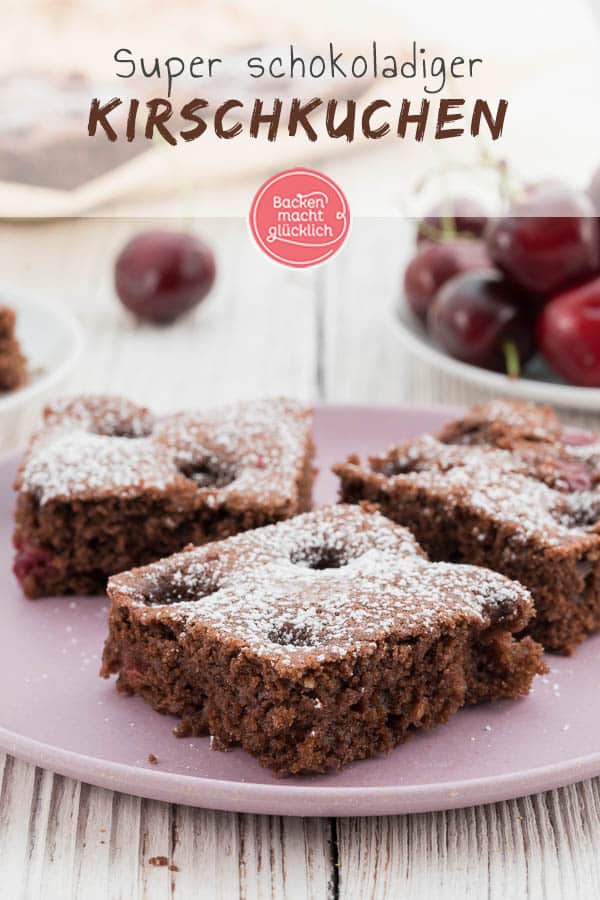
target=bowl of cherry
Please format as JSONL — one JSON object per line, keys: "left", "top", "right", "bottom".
{"left": 396, "top": 173, "right": 600, "bottom": 409}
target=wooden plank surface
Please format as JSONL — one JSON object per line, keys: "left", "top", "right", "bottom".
{"left": 1, "top": 216, "right": 599, "bottom": 899}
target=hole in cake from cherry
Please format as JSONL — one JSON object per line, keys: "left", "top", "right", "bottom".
{"left": 88, "top": 421, "right": 154, "bottom": 439}
{"left": 142, "top": 569, "right": 221, "bottom": 606}
{"left": 177, "top": 458, "right": 236, "bottom": 489}
{"left": 290, "top": 544, "right": 352, "bottom": 571}
{"left": 268, "top": 621, "right": 317, "bottom": 647}
{"left": 575, "top": 556, "right": 597, "bottom": 605}
{"left": 567, "top": 493, "right": 600, "bottom": 529}
{"left": 372, "top": 451, "right": 430, "bottom": 478}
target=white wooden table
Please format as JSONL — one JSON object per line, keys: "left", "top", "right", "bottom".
{"left": 1, "top": 215, "right": 600, "bottom": 899}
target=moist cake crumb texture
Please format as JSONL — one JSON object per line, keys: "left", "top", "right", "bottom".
{"left": 117, "top": 506, "right": 528, "bottom": 662}
{"left": 13, "top": 394, "right": 315, "bottom": 597}
{"left": 335, "top": 400, "right": 600, "bottom": 654}
{"left": 102, "top": 504, "right": 545, "bottom": 775}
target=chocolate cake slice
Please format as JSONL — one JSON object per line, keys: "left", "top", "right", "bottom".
{"left": 14, "top": 395, "right": 314, "bottom": 598}
{"left": 335, "top": 400, "right": 600, "bottom": 654}
{"left": 0, "top": 72, "right": 146, "bottom": 190}
{"left": 101, "top": 505, "right": 544, "bottom": 776}
{"left": 0, "top": 305, "right": 27, "bottom": 392}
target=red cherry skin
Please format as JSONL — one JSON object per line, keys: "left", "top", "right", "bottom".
{"left": 428, "top": 270, "right": 535, "bottom": 372}
{"left": 486, "top": 189, "right": 599, "bottom": 295}
{"left": 403, "top": 239, "right": 492, "bottom": 323}
{"left": 561, "top": 427, "right": 598, "bottom": 446}
{"left": 115, "top": 231, "right": 216, "bottom": 324}
{"left": 537, "top": 276, "right": 600, "bottom": 387}
{"left": 12, "top": 533, "right": 56, "bottom": 593}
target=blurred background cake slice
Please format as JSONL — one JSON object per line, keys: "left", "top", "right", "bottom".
{"left": 0, "top": 305, "right": 26, "bottom": 391}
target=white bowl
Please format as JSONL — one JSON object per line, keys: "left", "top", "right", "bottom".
{"left": 395, "top": 300, "right": 600, "bottom": 411}
{"left": 0, "top": 290, "right": 84, "bottom": 425}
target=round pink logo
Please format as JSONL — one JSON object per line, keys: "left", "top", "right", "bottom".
{"left": 249, "top": 168, "right": 350, "bottom": 268}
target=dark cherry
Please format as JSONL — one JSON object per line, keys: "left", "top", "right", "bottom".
{"left": 428, "top": 270, "right": 535, "bottom": 374}
{"left": 537, "top": 276, "right": 600, "bottom": 387}
{"left": 486, "top": 189, "right": 599, "bottom": 295}
{"left": 553, "top": 460, "right": 593, "bottom": 493}
{"left": 417, "top": 196, "right": 488, "bottom": 243}
{"left": 115, "top": 231, "right": 216, "bottom": 324}
{"left": 12, "top": 537, "right": 55, "bottom": 584}
{"left": 561, "top": 428, "right": 598, "bottom": 447}
{"left": 121, "top": 648, "right": 151, "bottom": 686}
{"left": 403, "top": 239, "right": 492, "bottom": 323}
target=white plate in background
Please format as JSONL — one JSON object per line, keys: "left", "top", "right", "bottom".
{"left": 395, "top": 300, "right": 600, "bottom": 411}
{"left": 0, "top": 290, "right": 84, "bottom": 418}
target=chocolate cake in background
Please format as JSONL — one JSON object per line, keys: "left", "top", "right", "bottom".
{"left": 0, "top": 305, "right": 27, "bottom": 392}
{"left": 0, "top": 72, "right": 146, "bottom": 190}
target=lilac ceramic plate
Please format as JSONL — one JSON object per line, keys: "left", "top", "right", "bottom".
{"left": 2, "top": 404, "right": 600, "bottom": 817}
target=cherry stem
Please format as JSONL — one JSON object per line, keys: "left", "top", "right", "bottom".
{"left": 440, "top": 209, "right": 457, "bottom": 241}
{"left": 418, "top": 206, "right": 459, "bottom": 243}
{"left": 502, "top": 340, "right": 521, "bottom": 379}
{"left": 412, "top": 152, "right": 527, "bottom": 217}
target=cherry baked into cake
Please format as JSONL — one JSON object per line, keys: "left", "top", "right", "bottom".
{"left": 0, "top": 305, "right": 27, "bottom": 392}
{"left": 101, "top": 505, "right": 545, "bottom": 776}
{"left": 13, "top": 395, "right": 314, "bottom": 598}
{"left": 335, "top": 400, "right": 600, "bottom": 654}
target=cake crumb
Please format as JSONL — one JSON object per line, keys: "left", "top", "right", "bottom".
{"left": 103, "top": 504, "right": 544, "bottom": 776}
{"left": 336, "top": 399, "right": 600, "bottom": 654}
{"left": 148, "top": 753, "right": 158, "bottom": 764}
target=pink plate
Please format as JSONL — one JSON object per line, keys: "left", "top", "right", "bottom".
{"left": 2, "top": 404, "right": 600, "bottom": 817}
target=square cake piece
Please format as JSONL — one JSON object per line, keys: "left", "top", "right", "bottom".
{"left": 0, "top": 72, "right": 146, "bottom": 190}
{"left": 13, "top": 395, "right": 314, "bottom": 598}
{"left": 101, "top": 505, "right": 544, "bottom": 776}
{"left": 0, "top": 305, "right": 27, "bottom": 392}
{"left": 335, "top": 401, "right": 600, "bottom": 654}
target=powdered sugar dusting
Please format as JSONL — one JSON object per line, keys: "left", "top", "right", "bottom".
{"left": 20, "top": 431, "right": 177, "bottom": 502}
{"left": 109, "top": 505, "right": 533, "bottom": 669}
{"left": 439, "top": 399, "right": 561, "bottom": 446}
{"left": 17, "top": 395, "right": 311, "bottom": 506}
{"left": 154, "top": 398, "right": 311, "bottom": 508}
{"left": 373, "top": 437, "right": 594, "bottom": 547}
